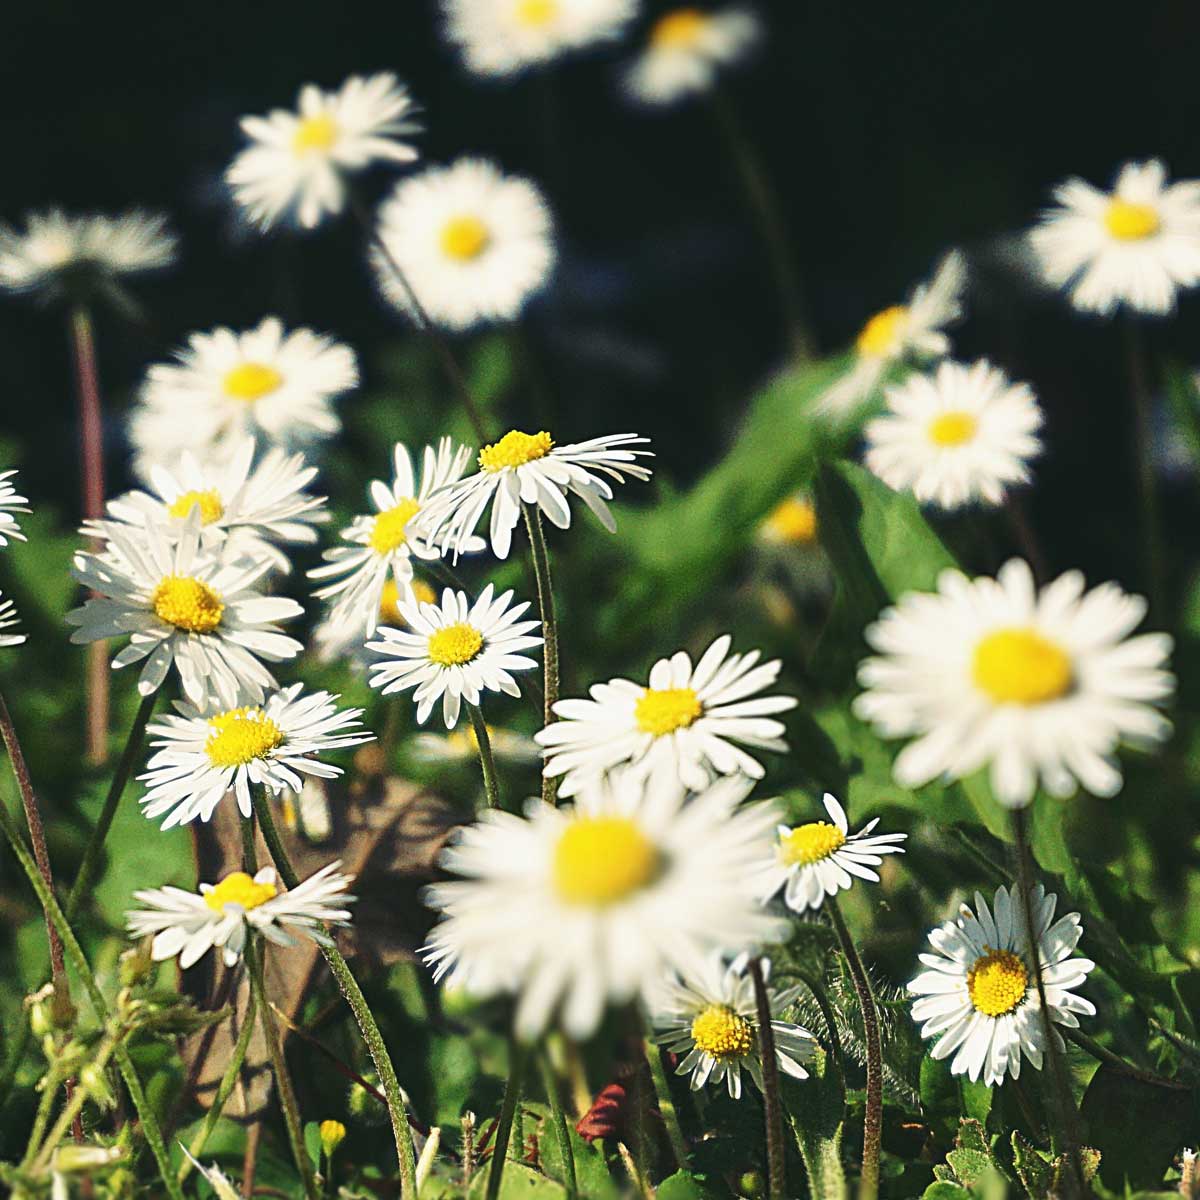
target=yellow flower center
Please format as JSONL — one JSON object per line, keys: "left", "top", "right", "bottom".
{"left": 634, "top": 687, "right": 702, "bottom": 736}
{"left": 427, "top": 622, "right": 484, "bottom": 667}
{"left": 224, "top": 362, "right": 284, "bottom": 402}
{"left": 292, "top": 112, "right": 338, "bottom": 154}
{"left": 167, "top": 489, "right": 225, "bottom": 524}
{"left": 690, "top": 1004, "right": 755, "bottom": 1060}
{"left": 319, "top": 1120, "right": 347, "bottom": 1158}
{"left": 651, "top": 8, "right": 709, "bottom": 48}
{"left": 966, "top": 947, "right": 1028, "bottom": 1017}
{"left": 370, "top": 497, "right": 422, "bottom": 555}
{"left": 927, "top": 411, "right": 978, "bottom": 447}
{"left": 762, "top": 497, "right": 817, "bottom": 544}
{"left": 204, "top": 871, "right": 278, "bottom": 913}
{"left": 151, "top": 576, "right": 224, "bottom": 634}
{"left": 478, "top": 429, "right": 554, "bottom": 473}
{"left": 856, "top": 304, "right": 908, "bottom": 358}
{"left": 972, "top": 627, "right": 1073, "bottom": 706}
{"left": 1104, "top": 198, "right": 1161, "bottom": 241}
{"left": 778, "top": 821, "right": 846, "bottom": 866}
{"left": 514, "top": 0, "right": 558, "bottom": 25}
{"left": 553, "top": 816, "right": 661, "bottom": 906}
{"left": 440, "top": 215, "right": 491, "bottom": 261}
{"left": 204, "top": 707, "right": 286, "bottom": 768}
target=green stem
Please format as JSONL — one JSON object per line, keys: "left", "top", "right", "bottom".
{"left": 644, "top": 1039, "right": 689, "bottom": 1171}
{"left": 466, "top": 703, "right": 502, "bottom": 810}
{"left": 31, "top": 1030, "right": 120, "bottom": 1171}
{"left": 794, "top": 968, "right": 842, "bottom": 1067}
{"left": 487, "top": 1042, "right": 528, "bottom": 1200}
{"left": 749, "top": 958, "right": 787, "bottom": 1200}
{"left": 522, "top": 503, "right": 560, "bottom": 806}
{"left": 22, "top": 1070, "right": 64, "bottom": 1168}
{"left": 1124, "top": 318, "right": 1165, "bottom": 622}
{"left": 539, "top": 1048, "right": 577, "bottom": 1199}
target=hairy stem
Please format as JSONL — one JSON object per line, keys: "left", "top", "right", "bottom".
{"left": 539, "top": 1047, "right": 578, "bottom": 1199}
{"left": 466, "top": 702, "right": 501, "bottom": 810}
{"left": 750, "top": 958, "right": 787, "bottom": 1200}
{"left": 31, "top": 1030, "right": 120, "bottom": 1172}
{"left": 522, "top": 503, "right": 560, "bottom": 805}
{"left": 487, "top": 1042, "right": 528, "bottom": 1200}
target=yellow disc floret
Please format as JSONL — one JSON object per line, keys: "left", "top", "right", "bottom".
{"left": 224, "top": 362, "right": 284, "bottom": 402}
{"left": 778, "top": 821, "right": 846, "bottom": 866}
{"left": 292, "top": 112, "right": 338, "bottom": 154}
{"left": 204, "top": 707, "right": 286, "bottom": 768}
{"left": 856, "top": 305, "right": 908, "bottom": 358}
{"left": 927, "top": 411, "right": 978, "bottom": 448}
{"left": 966, "top": 947, "right": 1028, "bottom": 1017}
{"left": 151, "top": 576, "right": 225, "bottom": 634}
{"left": 514, "top": 0, "right": 559, "bottom": 26}
{"left": 690, "top": 1004, "right": 755, "bottom": 1060}
{"left": 651, "top": 8, "right": 709, "bottom": 48}
{"left": 427, "top": 622, "right": 484, "bottom": 667}
{"left": 1104, "top": 198, "right": 1161, "bottom": 241}
{"left": 635, "top": 687, "right": 703, "bottom": 736}
{"left": 440, "top": 215, "right": 492, "bottom": 261}
{"left": 762, "top": 497, "right": 818, "bottom": 544}
{"left": 478, "top": 429, "right": 554, "bottom": 473}
{"left": 167, "top": 489, "right": 225, "bottom": 524}
{"left": 204, "top": 870, "right": 278, "bottom": 913}
{"left": 972, "top": 627, "right": 1073, "bottom": 706}
{"left": 553, "top": 816, "right": 661, "bottom": 906}
{"left": 370, "top": 497, "right": 422, "bottom": 555}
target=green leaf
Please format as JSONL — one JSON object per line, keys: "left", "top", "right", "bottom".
{"left": 468, "top": 1161, "right": 567, "bottom": 1198}
{"left": 1010, "top": 1131, "right": 1054, "bottom": 1199}
{"left": 303, "top": 1120, "right": 322, "bottom": 1170}
{"left": 921, "top": 1184, "right": 972, "bottom": 1200}
{"left": 782, "top": 1048, "right": 845, "bottom": 1200}
{"left": 538, "top": 1122, "right": 619, "bottom": 1200}
{"left": 944, "top": 1149, "right": 991, "bottom": 1188}
{"left": 655, "top": 1170, "right": 727, "bottom": 1200}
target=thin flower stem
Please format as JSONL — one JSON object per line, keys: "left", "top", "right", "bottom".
{"left": 486, "top": 1041, "right": 528, "bottom": 1200}
{"left": 466, "top": 702, "right": 502, "bottom": 810}
{"left": 522, "top": 502, "right": 560, "bottom": 805}
{"left": 22, "top": 1071, "right": 63, "bottom": 1167}
{"left": 1124, "top": 317, "right": 1166, "bottom": 622}
{"left": 749, "top": 957, "right": 787, "bottom": 1200}
{"left": 539, "top": 1047, "right": 578, "bottom": 1199}
{"left": 644, "top": 1038, "right": 689, "bottom": 1170}
{"left": 31, "top": 1030, "right": 120, "bottom": 1172}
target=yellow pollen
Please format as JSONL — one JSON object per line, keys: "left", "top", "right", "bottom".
{"left": 927, "top": 411, "right": 978, "bottom": 447}
{"left": 635, "top": 687, "right": 702, "bottom": 737}
{"left": 762, "top": 497, "right": 817, "bottom": 544}
{"left": 1104, "top": 198, "right": 1161, "bottom": 241}
{"left": 690, "top": 1004, "right": 755, "bottom": 1060}
{"left": 151, "top": 576, "right": 224, "bottom": 634}
{"left": 778, "top": 821, "right": 846, "bottom": 866}
{"left": 204, "top": 707, "right": 286, "bottom": 768}
{"left": 440, "top": 215, "right": 492, "bottom": 261}
{"left": 651, "top": 8, "right": 709, "bottom": 47}
{"left": 427, "top": 622, "right": 484, "bottom": 667}
{"left": 292, "top": 112, "right": 338, "bottom": 154}
{"left": 966, "top": 947, "right": 1028, "bottom": 1017}
{"left": 553, "top": 816, "right": 661, "bottom": 906}
{"left": 514, "top": 0, "right": 558, "bottom": 25}
{"left": 370, "top": 497, "right": 422, "bottom": 555}
{"left": 204, "top": 871, "right": 278, "bottom": 914}
{"left": 167, "top": 489, "right": 225, "bottom": 524}
{"left": 478, "top": 429, "right": 554, "bottom": 473}
{"left": 856, "top": 304, "right": 908, "bottom": 358}
{"left": 224, "top": 361, "right": 284, "bottom": 402}
{"left": 972, "top": 627, "right": 1073, "bottom": 706}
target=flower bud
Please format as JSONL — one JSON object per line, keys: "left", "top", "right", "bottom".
{"left": 319, "top": 1119, "right": 346, "bottom": 1158}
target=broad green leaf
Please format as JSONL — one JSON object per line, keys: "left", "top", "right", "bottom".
{"left": 539, "top": 1122, "right": 619, "bottom": 1200}
{"left": 468, "top": 1161, "right": 568, "bottom": 1198}
{"left": 921, "top": 1184, "right": 972, "bottom": 1200}
{"left": 782, "top": 1048, "right": 845, "bottom": 1200}
{"left": 655, "top": 1169, "right": 727, "bottom": 1199}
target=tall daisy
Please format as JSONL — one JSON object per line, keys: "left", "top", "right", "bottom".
{"left": 909, "top": 883, "right": 1095, "bottom": 1086}
{"left": 0, "top": 469, "right": 29, "bottom": 546}
{"left": 226, "top": 73, "right": 420, "bottom": 231}
{"left": 854, "top": 558, "right": 1174, "bottom": 808}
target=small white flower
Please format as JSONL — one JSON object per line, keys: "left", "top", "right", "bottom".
{"left": 909, "top": 883, "right": 1095, "bottom": 1087}
{"left": 854, "top": 558, "right": 1174, "bottom": 808}
{"left": 372, "top": 158, "right": 555, "bottom": 332}
{"left": 313, "top": 578, "right": 438, "bottom": 667}
{"left": 863, "top": 359, "right": 1043, "bottom": 510}
{"left": 366, "top": 584, "right": 542, "bottom": 728}
{"left": 127, "top": 862, "right": 355, "bottom": 968}
{"left": 227, "top": 73, "right": 420, "bottom": 231}
{"left": 0, "top": 470, "right": 29, "bottom": 546}
{"left": 412, "top": 721, "right": 541, "bottom": 767}
{"left": 1030, "top": 159, "right": 1200, "bottom": 315}
{"left": 536, "top": 634, "right": 797, "bottom": 796}
{"left": 0, "top": 592, "right": 26, "bottom": 648}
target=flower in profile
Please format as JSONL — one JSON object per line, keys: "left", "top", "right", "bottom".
{"left": 0, "top": 592, "right": 26, "bottom": 648}
{"left": 0, "top": 470, "right": 29, "bottom": 546}
{"left": 536, "top": 634, "right": 797, "bottom": 796}
{"left": 854, "top": 558, "right": 1174, "bottom": 808}
{"left": 909, "top": 883, "right": 1095, "bottom": 1086}
{"left": 753, "top": 793, "right": 906, "bottom": 913}
{"left": 367, "top": 584, "right": 542, "bottom": 727}
{"left": 1030, "top": 159, "right": 1200, "bottom": 315}
{"left": 227, "top": 73, "right": 420, "bottom": 231}
{"left": 372, "top": 159, "right": 555, "bottom": 332}
{"left": 818, "top": 251, "right": 966, "bottom": 417}
{"left": 423, "top": 771, "right": 785, "bottom": 1039}
{"left": 127, "top": 862, "right": 355, "bottom": 968}
{"left": 421, "top": 429, "right": 652, "bottom": 560}
{"left": 651, "top": 954, "right": 816, "bottom": 1097}
{"left": 138, "top": 684, "right": 373, "bottom": 829}
{"left": 863, "top": 359, "right": 1043, "bottom": 510}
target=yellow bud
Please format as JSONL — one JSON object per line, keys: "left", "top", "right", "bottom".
{"left": 320, "top": 1119, "right": 347, "bottom": 1157}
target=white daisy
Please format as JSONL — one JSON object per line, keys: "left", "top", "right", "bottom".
{"left": 854, "top": 558, "right": 1174, "bottom": 808}
{"left": 752, "top": 792, "right": 906, "bottom": 913}
{"left": 127, "top": 862, "right": 355, "bottom": 969}
{"left": 66, "top": 515, "right": 304, "bottom": 710}
{"left": 138, "top": 684, "right": 374, "bottom": 829}
{"left": 366, "top": 584, "right": 542, "bottom": 728}
{"left": 862, "top": 359, "right": 1043, "bottom": 511}
{"left": 313, "top": 578, "right": 438, "bottom": 666}
{"left": 421, "top": 429, "right": 653, "bottom": 560}
{"left": 129, "top": 317, "right": 358, "bottom": 475}
{"left": 1030, "top": 159, "right": 1200, "bottom": 316}
{"left": 412, "top": 722, "right": 541, "bottom": 767}
{"left": 0, "top": 592, "right": 26, "bottom": 648}
{"left": 422, "top": 770, "right": 786, "bottom": 1039}
{"left": 372, "top": 158, "right": 555, "bottom": 332}
{"left": 818, "top": 250, "right": 966, "bottom": 417}
{"left": 226, "top": 73, "right": 420, "bottom": 232}
{"left": 535, "top": 634, "right": 798, "bottom": 796}
{"left": 908, "top": 883, "right": 1095, "bottom": 1087}
{"left": 0, "top": 469, "right": 29, "bottom": 546}
{"left": 651, "top": 953, "right": 816, "bottom": 1098}
{"left": 309, "top": 438, "right": 482, "bottom": 641}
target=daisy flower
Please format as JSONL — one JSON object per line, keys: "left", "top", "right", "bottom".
{"left": 0, "top": 593, "right": 26, "bottom": 648}
{"left": 129, "top": 317, "right": 358, "bottom": 474}
{"left": 371, "top": 158, "right": 555, "bottom": 332}
{"left": 314, "top": 578, "right": 438, "bottom": 666}
{"left": 422, "top": 770, "right": 786, "bottom": 1039}
{"left": 138, "top": 684, "right": 374, "bottom": 829}
{"left": 818, "top": 250, "right": 966, "bottom": 417}
{"left": 753, "top": 792, "right": 906, "bottom": 913}
{"left": 127, "top": 862, "right": 355, "bottom": 969}
{"left": 535, "top": 634, "right": 798, "bottom": 796}
{"left": 1030, "top": 159, "right": 1200, "bottom": 315}
{"left": 366, "top": 584, "right": 542, "bottom": 728}
{"left": 226, "top": 73, "right": 420, "bottom": 231}
{"left": 854, "top": 558, "right": 1174, "bottom": 808}
{"left": 908, "top": 883, "right": 1095, "bottom": 1086}
{"left": 862, "top": 359, "right": 1043, "bottom": 510}
{"left": 412, "top": 722, "right": 541, "bottom": 767}
{"left": 309, "top": 438, "right": 482, "bottom": 641}
{"left": 651, "top": 953, "right": 816, "bottom": 1098}
{"left": 421, "top": 429, "right": 653, "bottom": 560}
{"left": 66, "top": 515, "right": 304, "bottom": 710}
{"left": 0, "top": 470, "right": 29, "bottom": 546}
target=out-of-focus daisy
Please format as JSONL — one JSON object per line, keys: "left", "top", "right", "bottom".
{"left": 310, "top": 439, "right": 481, "bottom": 640}
{"left": 422, "top": 429, "right": 652, "bottom": 560}
{"left": 909, "top": 883, "right": 1095, "bottom": 1086}
{"left": 441, "top": 0, "right": 636, "bottom": 78}
{"left": 129, "top": 318, "right": 358, "bottom": 475}
{"left": 372, "top": 159, "right": 555, "bottom": 332}
{"left": 412, "top": 721, "right": 541, "bottom": 766}
{"left": 138, "top": 684, "right": 373, "bottom": 829}
{"left": 536, "top": 634, "right": 797, "bottom": 796}
{"left": 624, "top": 7, "right": 760, "bottom": 106}
{"left": 67, "top": 516, "right": 304, "bottom": 710}
{"left": 423, "top": 771, "right": 786, "bottom": 1039}
{"left": 758, "top": 493, "right": 817, "bottom": 548}
{"left": 753, "top": 792, "right": 906, "bottom": 913}
{"left": 0, "top": 470, "right": 29, "bottom": 546}
{"left": 0, "top": 593, "right": 26, "bottom": 648}
{"left": 367, "top": 584, "right": 542, "bottom": 728}
{"left": 818, "top": 251, "right": 966, "bottom": 417}
{"left": 127, "top": 862, "right": 355, "bottom": 969}
{"left": 227, "top": 73, "right": 420, "bottom": 231}
{"left": 314, "top": 578, "right": 438, "bottom": 665}
{"left": 651, "top": 953, "right": 815, "bottom": 1098}
{"left": 1030, "top": 159, "right": 1200, "bottom": 316}
{"left": 863, "top": 359, "right": 1043, "bottom": 511}
{"left": 854, "top": 558, "right": 1174, "bottom": 808}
